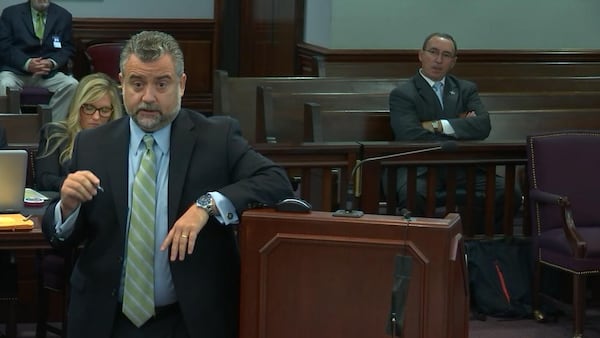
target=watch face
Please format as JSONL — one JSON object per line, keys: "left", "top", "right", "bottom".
{"left": 197, "top": 194, "right": 211, "bottom": 207}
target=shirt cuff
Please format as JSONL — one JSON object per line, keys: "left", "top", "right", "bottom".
{"left": 440, "top": 119, "right": 456, "bottom": 136}
{"left": 53, "top": 201, "right": 80, "bottom": 238}
{"left": 209, "top": 191, "right": 239, "bottom": 225}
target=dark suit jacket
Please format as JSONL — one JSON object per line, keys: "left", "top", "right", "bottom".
{"left": 0, "top": 2, "right": 74, "bottom": 77}
{"left": 35, "top": 123, "right": 70, "bottom": 191}
{"left": 42, "top": 110, "right": 294, "bottom": 338}
{"left": 389, "top": 72, "right": 491, "bottom": 141}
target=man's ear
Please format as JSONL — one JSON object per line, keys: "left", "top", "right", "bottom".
{"left": 179, "top": 73, "right": 187, "bottom": 97}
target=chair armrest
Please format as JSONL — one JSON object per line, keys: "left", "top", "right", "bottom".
{"left": 529, "top": 189, "right": 586, "bottom": 257}
{"left": 529, "top": 188, "right": 568, "bottom": 206}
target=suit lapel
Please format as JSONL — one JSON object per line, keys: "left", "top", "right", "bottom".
{"left": 415, "top": 74, "right": 443, "bottom": 119}
{"left": 43, "top": 6, "right": 57, "bottom": 40}
{"left": 18, "top": 4, "right": 36, "bottom": 39}
{"left": 444, "top": 78, "right": 460, "bottom": 118}
{"left": 106, "top": 118, "right": 131, "bottom": 230}
{"left": 167, "top": 110, "right": 196, "bottom": 227}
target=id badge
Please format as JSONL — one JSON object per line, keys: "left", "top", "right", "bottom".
{"left": 52, "top": 35, "right": 62, "bottom": 48}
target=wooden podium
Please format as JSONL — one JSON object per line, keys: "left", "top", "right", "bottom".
{"left": 239, "top": 209, "right": 469, "bottom": 338}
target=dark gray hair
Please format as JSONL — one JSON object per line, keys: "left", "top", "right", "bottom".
{"left": 120, "top": 30, "right": 185, "bottom": 77}
{"left": 422, "top": 32, "right": 458, "bottom": 55}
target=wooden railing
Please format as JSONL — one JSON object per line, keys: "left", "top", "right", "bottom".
{"left": 254, "top": 141, "right": 528, "bottom": 238}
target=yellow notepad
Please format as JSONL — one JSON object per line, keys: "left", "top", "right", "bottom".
{"left": 0, "top": 214, "right": 34, "bottom": 231}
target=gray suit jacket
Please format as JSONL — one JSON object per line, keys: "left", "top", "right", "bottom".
{"left": 42, "top": 110, "right": 294, "bottom": 338}
{"left": 0, "top": 2, "right": 74, "bottom": 77}
{"left": 389, "top": 72, "right": 491, "bottom": 141}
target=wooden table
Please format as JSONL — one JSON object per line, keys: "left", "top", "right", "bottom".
{"left": 0, "top": 208, "right": 51, "bottom": 338}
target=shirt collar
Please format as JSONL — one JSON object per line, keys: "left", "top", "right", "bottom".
{"left": 419, "top": 69, "right": 446, "bottom": 88}
{"left": 129, "top": 118, "right": 171, "bottom": 155}
{"left": 30, "top": 6, "right": 46, "bottom": 18}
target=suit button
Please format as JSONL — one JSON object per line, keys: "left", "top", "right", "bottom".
{"left": 111, "top": 289, "right": 117, "bottom": 296}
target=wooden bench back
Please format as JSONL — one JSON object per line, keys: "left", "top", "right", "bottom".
{"left": 304, "top": 105, "right": 600, "bottom": 144}
{"left": 0, "top": 88, "right": 22, "bottom": 114}
{"left": 473, "top": 76, "right": 600, "bottom": 92}
{"left": 257, "top": 86, "right": 392, "bottom": 143}
{"left": 0, "top": 105, "right": 52, "bottom": 144}
{"left": 314, "top": 56, "right": 600, "bottom": 78}
{"left": 304, "top": 103, "right": 392, "bottom": 142}
{"left": 480, "top": 91, "right": 600, "bottom": 110}
{"left": 213, "top": 70, "right": 319, "bottom": 142}
{"left": 488, "top": 108, "right": 600, "bottom": 142}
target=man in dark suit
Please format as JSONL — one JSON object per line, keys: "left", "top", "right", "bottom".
{"left": 388, "top": 32, "right": 520, "bottom": 231}
{"left": 0, "top": 0, "right": 78, "bottom": 121}
{"left": 42, "top": 31, "right": 294, "bottom": 338}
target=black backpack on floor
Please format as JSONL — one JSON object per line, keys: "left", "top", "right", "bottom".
{"left": 465, "top": 237, "right": 533, "bottom": 319}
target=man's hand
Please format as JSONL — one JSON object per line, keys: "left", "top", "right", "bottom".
{"left": 459, "top": 111, "right": 477, "bottom": 118}
{"left": 27, "top": 57, "right": 52, "bottom": 76}
{"left": 160, "top": 204, "right": 209, "bottom": 261}
{"left": 421, "top": 120, "right": 435, "bottom": 132}
{"left": 60, "top": 170, "right": 101, "bottom": 219}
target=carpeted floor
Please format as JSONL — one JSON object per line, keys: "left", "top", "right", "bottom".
{"left": 3, "top": 315, "right": 600, "bottom": 338}
{"left": 470, "top": 312, "right": 600, "bottom": 338}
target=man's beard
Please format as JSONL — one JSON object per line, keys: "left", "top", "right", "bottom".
{"left": 129, "top": 101, "right": 181, "bottom": 132}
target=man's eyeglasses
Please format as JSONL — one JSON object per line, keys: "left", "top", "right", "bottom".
{"left": 81, "top": 103, "right": 113, "bottom": 117}
{"left": 423, "top": 48, "right": 455, "bottom": 60}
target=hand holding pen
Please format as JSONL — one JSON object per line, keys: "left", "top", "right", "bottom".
{"left": 59, "top": 170, "right": 103, "bottom": 218}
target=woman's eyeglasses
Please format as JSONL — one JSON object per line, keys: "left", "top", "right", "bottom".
{"left": 81, "top": 103, "right": 113, "bottom": 117}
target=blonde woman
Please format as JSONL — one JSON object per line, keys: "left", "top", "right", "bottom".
{"left": 36, "top": 72, "right": 123, "bottom": 191}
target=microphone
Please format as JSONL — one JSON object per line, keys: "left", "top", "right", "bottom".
{"left": 333, "top": 141, "right": 458, "bottom": 218}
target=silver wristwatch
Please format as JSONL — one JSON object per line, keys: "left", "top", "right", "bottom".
{"left": 196, "top": 194, "right": 216, "bottom": 217}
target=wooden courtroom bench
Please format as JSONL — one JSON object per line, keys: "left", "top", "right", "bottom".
{"left": 0, "top": 105, "right": 51, "bottom": 145}
{"left": 311, "top": 55, "right": 600, "bottom": 78}
{"left": 303, "top": 103, "right": 392, "bottom": 142}
{"left": 256, "top": 86, "right": 392, "bottom": 143}
{"left": 213, "top": 69, "right": 403, "bottom": 143}
{"left": 480, "top": 91, "right": 600, "bottom": 110}
{"left": 472, "top": 76, "right": 600, "bottom": 92}
{"left": 213, "top": 70, "right": 319, "bottom": 143}
{"left": 487, "top": 108, "right": 600, "bottom": 141}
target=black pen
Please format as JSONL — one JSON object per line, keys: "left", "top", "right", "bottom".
{"left": 97, "top": 185, "right": 105, "bottom": 192}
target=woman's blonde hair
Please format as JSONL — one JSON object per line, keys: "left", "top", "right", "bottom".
{"left": 39, "top": 72, "right": 123, "bottom": 163}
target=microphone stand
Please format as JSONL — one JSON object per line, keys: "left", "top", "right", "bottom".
{"left": 333, "top": 142, "right": 456, "bottom": 218}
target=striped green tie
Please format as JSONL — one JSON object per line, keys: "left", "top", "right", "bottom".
{"left": 35, "top": 12, "right": 44, "bottom": 40}
{"left": 122, "top": 134, "right": 156, "bottom": 327}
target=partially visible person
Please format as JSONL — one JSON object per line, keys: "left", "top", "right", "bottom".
{"left": 42, "top": 30, "right": 294, "bottom": 338}
{"left": 0, "top": 0, "right": 78, "bottom": 121}
{"left": 36, "top": 72, "right": 123, "bottom": 191}
{"left": 388, "top": 32, "right": 520, "bottom": 231}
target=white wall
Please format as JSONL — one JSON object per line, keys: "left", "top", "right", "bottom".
{"left": 306, "top": 0, "right": 600, "bottom": 49}
{"left": 1, "top": 0, "right": 213, "bottom": 19}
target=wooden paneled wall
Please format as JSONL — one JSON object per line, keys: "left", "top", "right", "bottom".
{"left": 71, "top": 18, "right": 217, "bottom": 113}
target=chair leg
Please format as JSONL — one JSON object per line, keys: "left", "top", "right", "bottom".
{"left": 572, "top": 273, "right": 586, "bottom": 338}
{"left": 532, "top": 257, "right": 544, "bottom": 321}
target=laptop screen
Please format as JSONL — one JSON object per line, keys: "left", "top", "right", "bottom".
{"left": 0, "top": 150, "right": 28, "bottom": 213}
